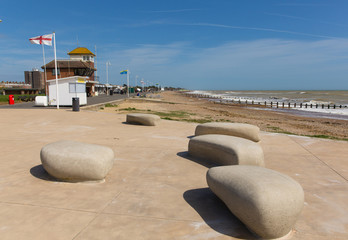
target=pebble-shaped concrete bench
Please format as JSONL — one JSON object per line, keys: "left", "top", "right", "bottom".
{"left": 126, "top": 113, "right": 160, "bottom": 126}
{"left": 188, "top": 134, "right": 264, "bottom": 167}
{"left": 195, "top": 122, "right": 261, "bottom": 142}
{"left": 41, "top": 140, "right": 114, "bottom": 182}
{"left": 207, "top": 165, "right": 304, "bottom": 239}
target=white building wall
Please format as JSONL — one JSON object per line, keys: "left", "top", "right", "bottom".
{"left": 48, "top": 77, "right": 87, "bottom": 106}
{"left": 69, "top": 55, "right": 83, "bottom": 61}
{"left": 69, "top": 55, "right": 94, "bottom": 62}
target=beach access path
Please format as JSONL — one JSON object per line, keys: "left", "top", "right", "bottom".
{"left": 0, "top": 108, "right": 347, "bottom": 239}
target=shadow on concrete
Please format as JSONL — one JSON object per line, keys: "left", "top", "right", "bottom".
{"left": 122, "top": 121, "right": 138, "bottom": 125}
{"left": 30, "top": 164, "right": 61, "bottom": 182}
{"left": 177, "top": 151, "right": 217, "bottom": 168}
{"left": 183, "top": 188, "right": 257, "bottom": 239}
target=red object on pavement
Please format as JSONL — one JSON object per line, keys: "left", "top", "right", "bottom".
{"left": 9, "top": 95, "right": 14, "bottom": 105}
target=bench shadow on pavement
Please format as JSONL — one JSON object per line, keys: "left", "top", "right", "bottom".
{"left": 183, "top": 188, "right": 257, "bottom": 239}
{"left": 176, "top": 151, "right": 217, "bottom": 168}
{"left": 178, "top": 150, "right": 257, "bottom": 239}
{"left": 30, "top": 164, "right": 61, "bottom": 182}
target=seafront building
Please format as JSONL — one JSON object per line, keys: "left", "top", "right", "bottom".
{"left": 42, "top": 47, "right": 99, "bottom": 97}
{"left": 0, "top": 81, "right": 39, "bottom": 95}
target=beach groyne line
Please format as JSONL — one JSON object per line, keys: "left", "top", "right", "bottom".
{"left": 185, "top": 93, "right": 348, "bottom": 110}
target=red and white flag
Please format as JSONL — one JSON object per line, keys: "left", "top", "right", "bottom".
{"left": 29, "top": 34, "right": 53, "bottom": 46}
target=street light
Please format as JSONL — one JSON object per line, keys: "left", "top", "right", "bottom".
{"left": 106, "top": 61, "right": 111, "bottom": 85}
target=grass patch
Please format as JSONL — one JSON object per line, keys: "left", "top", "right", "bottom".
{"left": 266, "top": 126, "right": 295, "bottom": 135}
{"left": 306, "top": 135, "right": 348, "bottom": 141}
{"left": 161, "top": 101, "right": 177, "bottom": 105}
{"left": 105, "top": 103, "right": 118, "bottom": 107}
{"left": 119, "top": 107, "right": 138, "bottom": 111}
{"left": 161, "top": 117, "right": 174, "bottom": 120}
{"left": 267, "top": 126, "right": 281, "bottom": 131}
{"left": 150, "top": 110, "right": 191, "bottom": 118}
{"left": 266, "top": 126, "right": 348, "bottom": 141}
{"left": 216, "top": 119, "right": 232, "bottom": 122}
{"left": 181, "top": 118, "right": 212, "bottom": 123}
{"left": 144, "top": 110, "right": 210, "bottom": 123}
{"left": 160, "top": 117, "right": 211, "bottom": 124}
{"left": 100, "top": 107, "right": 104, "bottom": 110}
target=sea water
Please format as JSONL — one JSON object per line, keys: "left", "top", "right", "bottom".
{"left": 189, "top": 90, "right": 348, "bottom": 119}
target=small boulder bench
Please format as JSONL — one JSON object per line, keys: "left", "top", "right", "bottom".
{"left": 188, "top": 134, "right": 264, "bottom": 167}
{"left": 126, "top": 113, "right": 160, "bottom": 126}
{"left": 207, "top": 165, "right": 304, "bottom": 239}
{"left": 40, "top": 140, "right": 114, "bottom": 182}
{"left": 195, "top": 122, "right": 261, "bottom": 142}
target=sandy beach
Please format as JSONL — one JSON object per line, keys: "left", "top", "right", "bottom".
{"left": 99, "top": 91, "right": 348, "bottom": 141}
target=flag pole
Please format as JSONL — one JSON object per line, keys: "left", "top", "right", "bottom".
{"left": 95, "top": 45, "right": 97, "bottom": 81}
{"left": 127, "top": 69, "right": 130, "bottom": 97}
{"left": 42, "top": 43, "right": 48, "bottom": 96}
{"left": 53, "top": 32, "right": 59, "bottom": 109}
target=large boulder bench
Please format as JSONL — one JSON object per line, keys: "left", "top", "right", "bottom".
{"left": 126, "top": 113, "right": 160, "bottom": 126}
{"left": 207, "top": 165, "right": 304, "bottom": 239}
{"left": 188, "top": 134, "right": 265, "bottom": 167}
{"left": 40, "top": 140, "right": 114, "bottom": 182}
{"left": 195, "top": 122, "right": 261, "bottom": 142}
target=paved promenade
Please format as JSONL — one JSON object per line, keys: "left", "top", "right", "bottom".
{"left": 0, "top": 93, "right": 136, "bottom": 109}
{"left": 0, "top": 108, "right": 347, "bottom": 239}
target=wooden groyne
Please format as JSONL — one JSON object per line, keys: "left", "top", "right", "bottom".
{"left": 185, "top": 93, "right": 348, "bottom": 110}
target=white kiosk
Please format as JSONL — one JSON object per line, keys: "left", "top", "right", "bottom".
{"left": 47, "top": 76, "right": 88, "bottom": 106}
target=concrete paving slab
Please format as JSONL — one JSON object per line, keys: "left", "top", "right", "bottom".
{"left": 0, "top": 170, "right": 122, "bottom": 212}
{"left": 0, "top": 109, "right": 347, "bottom": 239}
{"left": 290, "top": 136, "right": 348, "bottom": 180}
{"left": 0, "top": 202, "right": 96, "bottom": 240}
{"left": 73, "top": 214, "right": 255, "bottom": 240}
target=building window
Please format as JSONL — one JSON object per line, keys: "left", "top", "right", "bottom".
{"left": 74, "top": 68, "right": 87, "bottom": 76}
{"left": 69, "top": 83, "right": 85, "bottom": 93}
{"left": 52, "top": 69, "right": 60, "bottom": 75}
{"left": 83, "top": 56, "right": 90, "bottom": 61}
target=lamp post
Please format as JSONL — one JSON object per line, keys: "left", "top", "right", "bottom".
{"left": 106, "top": 61, "right": 111, "bottom": 84}
{"left": 106, "top": 61, "right": 111, "bottom": 95}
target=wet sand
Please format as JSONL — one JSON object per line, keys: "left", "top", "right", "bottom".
{"left": 99, "top": 91, "right": 348, "bottom": 141}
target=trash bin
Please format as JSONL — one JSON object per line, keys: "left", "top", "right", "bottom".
{"left": 9, "top": 95, "right": 15, "bottom": 105}
{"left": 72, "top": 97, "right": 79, "bottom": 111}
{"left": 109, "top": 89, "right": 114, "bottom": 95}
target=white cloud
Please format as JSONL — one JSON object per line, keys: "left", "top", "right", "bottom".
{"left": 2, "top": 38, "right": 348, "bottom": 90}
{"left": 98, "top": 39, "right": 348, "bottom": 89}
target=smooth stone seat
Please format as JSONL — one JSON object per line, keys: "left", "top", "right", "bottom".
{"left": 207, "top": 165, "right": 304, "bottom": 239}
{"left": 188, "top": 134, "right": 265, "bottom": 167}
{"left": 195, "top": 122, "right": 261, "bottom": 142}
{"left": 126, "top": 113, "right": 160, "bottom": 126}
{"left": 40, "top": 140, "right": 114, "bottom": 182}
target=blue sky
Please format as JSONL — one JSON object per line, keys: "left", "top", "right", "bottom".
{"left": 1, "top": 0, "right": 348, "bottom": 90}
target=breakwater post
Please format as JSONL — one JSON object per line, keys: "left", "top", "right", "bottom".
{"left": 185, "top": 93, "right": 346, "bottom": 110}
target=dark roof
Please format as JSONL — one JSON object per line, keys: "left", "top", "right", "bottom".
{"left": 42, "top": 60, "right": 96, "bottom": 70}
